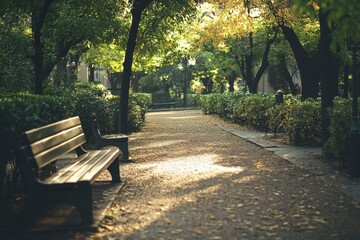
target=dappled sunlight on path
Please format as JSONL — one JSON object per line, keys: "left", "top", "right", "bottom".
{"left": 138, "top": 154, "right": 244, "bottom": 176}
{"left": 76, "top": 109, "right": 360, "bottom": 240}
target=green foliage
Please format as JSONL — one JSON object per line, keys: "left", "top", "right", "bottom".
{"left": 108, "top": 93, "right": 150, "bottom": 133}
{"left": 139, "top": 65, "right": 183, "bottom": 94}
{"left": 187, "top": 94, "right": 201, "bottom": 107}
{"left": 0, "top": 83, "right": 149, "bottom": 208}
{"left": 0, "top": 16, "right": 32, "bottom": 93}
{"left": 200, "top": 93, "right": 233, "bottom": 117}
{"left": 47, "top": 82, "right": 150, "bottom": 137}
{"left": 0, "top": 93, "right": 72, "bottom": 207}
{"left": 293, "top": 0, "right": 360, "bottom": 43}
{"left": 266, "top": 95, "right": 301, "bottom": 135}
{"left": 282, "top": 98, "right": 322, "bottom": 145}
{"left": 0, "top": 93, "right": 73, "bottom": 158}
{"left": 266, "top": 103, "right": 287, "bottom": 135}
{"left": 82, "top": 44, "right": 126, "bottom": 73}
{"left": 64, "top": 82, "right": 116, "bottom": 138}
{"left": 201, "top": 92, "right": 324, "bottom": 144}
{"left": 231, "top": 93, "right": 274, "bottom": 130}
{"left": 323, "top": 97, "right": 352, "bottom": 164}
{"left": 127, "top": 104, "right": 145, "bottom": 132}
{"left": 131, "top": 93, "right": 152, "bottom": 109}
{"left": 1, "top": 0, "right": 127, "bottom": 92}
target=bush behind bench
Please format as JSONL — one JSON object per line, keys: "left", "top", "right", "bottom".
{"left": 0, "top": 83, "right": 150, "bottom": 209}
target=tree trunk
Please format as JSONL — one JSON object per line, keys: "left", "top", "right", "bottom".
{"left": 252, "top": 36, "right": 276, "bottom": 93}
{"left": 119, "top": 8, "right": 144, "bottom": 134}
{"left": 246, "top": 32, "right": 256, "bottom": 93}
{"left": 32, "top": 0, "right": 53, "bottom": 94}
{"left": 228, "top": 70, "right": 236, "bottom": 92}
{"left": 88, "top": 64, "right": 95, "bottom": 82}
{"left": 235, "top": 31, "right": 275, "bottom": 94}
{"left": 67, "top": 53, "right": 80, "bottom": 83}
{"left": 54, "top": 59, "right": 66, "bottom": 87}
{"left": 343, "top": 65, "right": 349, "bottom": 98}
{"left": 108, "top": 72, "right": 117, "bottom": 91}
{"left": 318, "top": 10, "right": 339, "bottom": 144}
{"left": 201, "top": 77, "right": 213, "bottom": 94}
{"left": 279, "top": 56, "right": 297, "bottom": 95}
{"left": 279, "top": 24, "right": 320, "bottom": 99}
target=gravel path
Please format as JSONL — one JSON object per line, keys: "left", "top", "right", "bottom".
{"left": 79, "top": 109, "right": 360, "bottom": 240}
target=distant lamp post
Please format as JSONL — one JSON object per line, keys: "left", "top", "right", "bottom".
{"left": 347, "top": 33, "right": 360, "bottom": 178}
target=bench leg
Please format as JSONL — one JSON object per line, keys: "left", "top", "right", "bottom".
{"left": 22, "top": 187, "right": 94, "bottom": 226}
{"left": 119, "top": 143, "right": 129, "bottom": 161}
{"left": 74, "top": 187, "right": 94, "bottom": 225}
{"left": 22, "top": 198, "right": 38, "bottom": 227}
{"left": 108, "top": 160, "right": 121, "bottom": 183}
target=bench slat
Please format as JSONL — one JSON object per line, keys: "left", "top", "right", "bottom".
{"left": 44, "top": 150, "right": 104, "bottom": 184}
{"left": 41, "top": 151, "right": 96, "bottom": 184}
{"left": 44, "top": 147, "right": 119, "bottom": 184}
{"left": 30, "top": 125, "right": 84, "bottom": 156}
{"left": 25, "top": 117, "right": 81, "bottom": 143}
{"left": 79, "top": 147, "right": 120, "bottom": 182}
{"left": 34, "top": 134, "right": 85, "bottom": 169}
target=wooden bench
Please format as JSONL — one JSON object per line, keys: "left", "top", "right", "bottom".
{"left": 17, "top": 116, "right": 121, "bottom": 225}
{"left": 91, "top": 113, "right": 129, "bottom": 161}
{"left": 151, "top": 93, "right": 176, "bottom": 109}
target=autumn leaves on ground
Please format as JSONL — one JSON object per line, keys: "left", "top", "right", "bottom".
{"left": 75, "top": 109, "right": 360, "bottom": 240}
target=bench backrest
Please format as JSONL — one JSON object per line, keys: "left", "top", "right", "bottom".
{"left": 22, "top": 116, "right": 86, "bottom": 170}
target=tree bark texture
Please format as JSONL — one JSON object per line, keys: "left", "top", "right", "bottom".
{"left": 343, "top": 65, "right": 349, "bottom": 98}
{"left": 279, "top": 24, "right": 320, "bottom": 99}
{"left": 228, "top": 70, "right": 236, "bottom": 92}
{"left": 246, "top": 33, "right": 255, "bottom": 93}
{"left": 119, "top": 1, "right": 151, "bottom": 133}
{"left": 88, "top": 64, "right": 95, "bottom": 82}
{"left": 318, "top": 10, "right": 339, "bottom": 144}
{"left": 251, "top": 36, "right": 276, "bottom": 93}
{"left": 32, "top": 0, "right": 53, "bottom": 94}
{"left": 234, "top": 30, "right": 275, "bottom": 94}
{"left": 279, "top": 56, "right": 297, "bottom": 95}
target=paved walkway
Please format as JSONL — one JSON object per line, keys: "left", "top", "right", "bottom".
{"left": 93, "top": 109, "right": 360, "bottom": 240}
{"left": 217, "top": 125, "right": 360, "bottom": 204}
{"left": 15, "top": 109, "right": 360, "bottom": 240}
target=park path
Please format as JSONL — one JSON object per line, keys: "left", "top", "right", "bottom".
{"left": 81, "top": 109, "right": 360, "bottom": 240}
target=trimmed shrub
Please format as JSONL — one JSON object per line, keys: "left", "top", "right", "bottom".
{"left": 282, "top": 98, "right": 322, "bottom": 145}
{"left": 200, "top": 92, "right": 323, "bottom": 144}
{"left": 266, "top": 104, "right": 288, "bottom": 135}
{"left": 231, "top": 93, "right": 274, "bottom": 130}
{"left": 0, "top": 93, "right": 73, "bottom": 159}
{"left": 66, "top": 82, "right": 116, "bottom": 138}
{"left": 0, "top": 93, "right": 72, "bottom": 207}
{"left": 0, "top": 85, "right": 149, "bottom": 209}
{"left": 324, "top": 97, "right": 352, "bottom": 164}
{"left": 131, "top": 93, "right": 152, "bottom": 109}
{"left": 187, "top": 94, "right": 202, "bottom": 107}
{"left": 200, "top": 93, "right": 235, "bottom": 117}
{"left": 109, "top": 93, "right": 149, "bottom": 133}
{"left": 266, "top": 95, "right": 301, "bottom": 135}
{"left": 49, "top": 83, "right": 150, "bottom": 136}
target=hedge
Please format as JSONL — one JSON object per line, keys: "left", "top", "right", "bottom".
{"left": 0, "top": 93, "right": 73, "bottom": 208}
{"left": 200, "top": 93, "right": 342, "bottom": 148}
{"left": 0, "top": 83, "right": 150, "bottom": 210}
{"left": 323, "top": 97, "right": 352, "bottom": 165}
